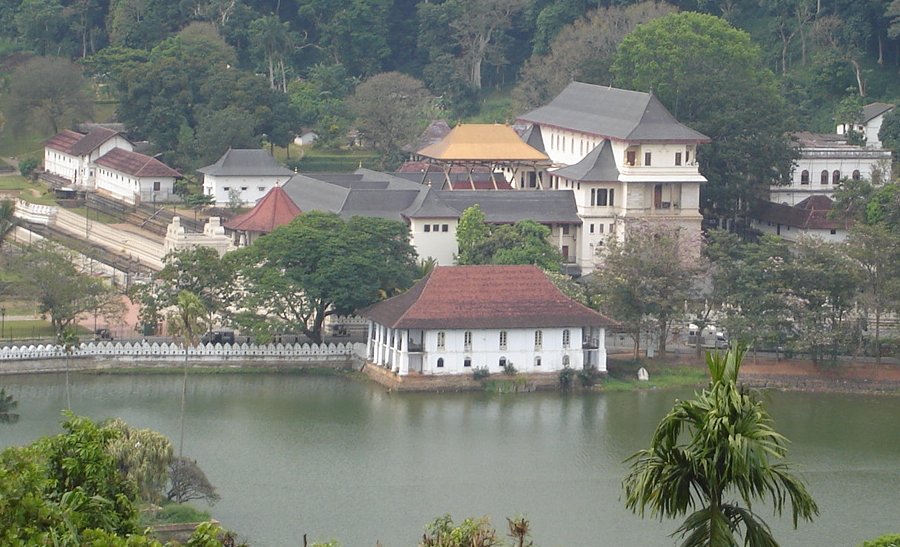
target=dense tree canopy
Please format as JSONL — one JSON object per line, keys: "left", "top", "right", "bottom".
{"left": 612, "top": 12, "right": 798, "bottom": 219}
{"left": 227, "top": 211, "right": 419, "bottom": 343}
{"left": 4, "top": 56, "right": 94, "bottom": 134}
{"left": 455, "top": 205, "right": 563, "bottom": 271}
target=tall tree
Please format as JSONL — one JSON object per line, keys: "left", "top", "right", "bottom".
{"left": 9, "top": 241, "right": 124, "bottom": 338}
{"left": 5, "top": 56, "right": 94, "bottom": 135}
{"left": 249, "top": 14, "right": 293, "bottom": 92}
{"left": 612, "top": 12, "right": 797, "bottom": 221}
{"left": 228, "top": 211, "right": 418, "bottom": 343}
{"left": 591, "top": 221, "right": 703, "bottom": 357}
{"left": 514, "top": 1, "right": 676, "bottom": 110}
{"left": 104, "top": 418, "right": 173, "bottom": 504}
{"left": 624, "top": 346, "right": 819, "bottom": 546}
{"left": 349, "top": 72, "right": 432, "bottom": 168}
{"left": 454, "top": 206, "right": 563, "bottom": 271}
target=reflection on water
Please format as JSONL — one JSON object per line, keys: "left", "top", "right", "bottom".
{"left": 2, "top": 373, "right": 899, "bottom": 547}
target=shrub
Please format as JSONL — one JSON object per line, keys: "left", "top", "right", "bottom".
{"left": 559, "top": 366, "right": 575, "bottom": 390}
{"left": 503, "top": 363, "right": 518, "bottom": 376}
{"left": 859, "top": 534, "right": 900, "bottom": 547}
{"left": 472, "top": 367, "right": 490, "bottom": 380}
{"left": 578, "top": 366, "right": 601, "bottom": 388}
{"left": 142, "top": 503, "right": 211, "bottom": 525}
{"left": 19, "top": 157, "right": 38, "bottom": 178}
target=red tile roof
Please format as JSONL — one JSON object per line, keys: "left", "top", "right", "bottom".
{"left": 364, "top": 265, "right": 616, "bottom": 329}
{"left": 95, "top": 148, "right": 181, "bottom": 178}
{"left": 44, "top": 130, "right": 84, "bottom": 153}
{"left": 224, "top": 186, "right": 301, "bottom": 233}
{"left": 44, "top": 127, "right": 124, "bottom": 156}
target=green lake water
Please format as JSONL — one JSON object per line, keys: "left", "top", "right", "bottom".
{"left": 1, "top": 372, "right": 898, "bottom": 546}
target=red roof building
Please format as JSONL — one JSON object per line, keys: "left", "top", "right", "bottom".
{"left": 363, "top": 265, "right": 615, "bottom": 376}
{"left": 224, "top": 186, "right": 301, "bottom": 246}
{"left": 94, "top": 148, "right": 180, "bottom": 205}
{"left": 749, "top": 196, "right": 850, "bottom": 242}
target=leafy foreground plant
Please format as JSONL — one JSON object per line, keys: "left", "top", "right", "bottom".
{"left": 622, "top": 345, "right": 818, "bottom": 547}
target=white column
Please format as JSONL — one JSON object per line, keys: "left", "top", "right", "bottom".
{"left": 596, "top": 327, "right": 607, "bottom": 372}
{"left": 366, "top": 320, "right": 374, "bottom": 361}
{"left": 399, "top": 330, "right": 409, "bottom": 376}
{"left": 374, "top": 325, "right": 384, "bottom": 366}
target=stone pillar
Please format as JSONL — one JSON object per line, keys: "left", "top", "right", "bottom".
{"left": 366, "top": 320, "right": 374, "bottom": 361}
{"left": 374, "top": 324, "right": 383, "bottom": 366}
{"left": 596, "top": 327, "right": 607, "bottom": 373}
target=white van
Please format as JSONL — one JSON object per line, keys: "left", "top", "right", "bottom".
{"left": 687, "top": 324, "right": 729, "bottom": 349}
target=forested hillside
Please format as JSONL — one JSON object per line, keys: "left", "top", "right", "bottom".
{"left": 1, "top": 0, "right": 898, "bottom": 175}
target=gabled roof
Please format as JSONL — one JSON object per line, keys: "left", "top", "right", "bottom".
{"left": 95, "top": 148, "right": 181, "bottom": 178}
{"left": 552, "top": 141, "right": 619, "bottom": 182}
{"left": 197, "top": 148, "right": 294, "bottom": 177}
{"left": 862, "top": 102, "right": 894, "bottom": 123}
{"left": 69, "top": 127, "right": 122, "bottom": 156}
{"left": 364, "top": 265, "right": 616, "bottom": 329}
{"left": 44, "top": 130, "right": 84, "bottom": 154}
{"left": 517, "top": 82, "right": 709, "bottom": 143}
{"left": 223, "top": 186, "right": 301, "bottom": 233}
{"left": 751, "top": 196, "right": 845, "bottom": 231}
{"left": 418, "top": 124, "right": 550, "bottom": 162}
{"left": 44, "top": 127, "right": 124, "bottom": 155}
{"left": 516, "top": 124, "right": 546, "bottom": 154}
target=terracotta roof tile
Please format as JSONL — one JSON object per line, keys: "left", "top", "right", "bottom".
{"left": 364, "top": 265, "right": 616, "bottom": 329}
{"left": 69, "top": 127, "right": 120, "bottom": 156}
{"left": 751, "top": 197, "right": 847, "bottom": 230}
{"left": 224, "top": 186, "right": 301, "bottom": 232}
{"left": 44, "top": 130, "right": 84, "bottom": 154}
{"left": 95, "top": 148, "right": 181, "bottom": 178}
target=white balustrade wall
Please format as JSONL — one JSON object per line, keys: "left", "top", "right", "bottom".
{"left": 0, "top": 341, "right": 366, "bottom": 363}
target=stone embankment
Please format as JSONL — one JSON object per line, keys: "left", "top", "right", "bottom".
{"left": 363, "top": 362, "right": 563, "bottom": 392}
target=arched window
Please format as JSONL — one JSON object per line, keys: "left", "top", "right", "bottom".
{"left": 499, "top": 356, "right": 507, "bottom": 368}
{"left": 562, "top": 355, "right": 570, "bottom": 368}
{"left": 534, "top": 356, "right": 542, "bottom": 367}
{"left": 852, "top": 170, "right": 861, "bottom": 181}
{"left": 464, "top": 357, "right": 471, "bottom": 368}
{"left": 800, "top": 170, "right": 810, "bottom": 184}
{"left": 832, "top": 170, "right": 841, "bottom": 184}
{"left": 437, "top": 358, "right": 444, "bottom": 368}
{"left": 820, "top": 170, "right": 829, "bottom": 184}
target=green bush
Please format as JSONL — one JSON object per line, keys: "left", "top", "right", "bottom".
{"left": 19, "top": 158, "right": 38, "bottom": 178}
{"left": 578, "top": 366, "right": 601, "bottom": 388}
{"left": 472, "top": 367, "right": 490, "bottom": 380}
{"left": 143, "top": 503, "right": 211, "bottom": 525}
{"left": 859, "top": 534, "right": 900, "bottom": 547}
{"left": 503, "top": 363, "right": 518, "bottom": 376}
{"left": 559, "top": 366, "right": 575, "bottom": 390}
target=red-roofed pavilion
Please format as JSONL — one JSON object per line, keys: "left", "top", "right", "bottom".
{"left": 224, "top": 186, "right": 301, "bottom": 246}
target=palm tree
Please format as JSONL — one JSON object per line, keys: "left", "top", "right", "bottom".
{"left": 623, "top": 346, "right": 818, "bottom": 547}
{"left": 59, "top": 328, "right": 79, "bottom": 410}
{"left": 166, "top": 290, "right": 209, "bottom": 461}
{"left": 0, "top": 388, "right": 19, "bottom": 424}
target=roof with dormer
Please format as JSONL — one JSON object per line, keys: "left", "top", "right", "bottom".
{"left": 363, "top": 265, "right": 617, "bottom": 329}
{"left": 517, "top": 82, "right": 710, "bottom": 143}
{"left": 417, "top": 124, "right": 550, "bottom": 162}
{"left": 95, "top": 148, "right": 181, "bottom": 178}
{"left": 197, "top": 148, "right": 294, "bottom": 177}
{"left": 223, "top": 186, "right": 301, "bottom": 233}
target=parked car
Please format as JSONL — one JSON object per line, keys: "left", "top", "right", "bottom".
{"left": 201, "top": 330, "right": 236, "bottom": 345}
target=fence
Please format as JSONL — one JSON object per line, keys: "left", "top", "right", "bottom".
{"left": 0, "top": 340, "right": 366, "bottom": 363}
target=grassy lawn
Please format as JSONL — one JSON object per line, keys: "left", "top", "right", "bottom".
{"left": 0, "top": 320, "right": 90, "bottom": 341}
{"left": 603, "top": 358, "right": 707, "bottom": 392}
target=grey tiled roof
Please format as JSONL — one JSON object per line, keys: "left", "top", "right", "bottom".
{"left": 517, "top": 82, "right": 709, "bottom": 143}
{"left": 434, "top": 190, "right": 581, "bottom": 224}
{"left": 552, "top": 141, "right": 619, "bottom": 182}
{"left": 281, "top": 171, "right": 581, "bottom": 224}
{"left": 197, "top": 149, "right": 294, "bottom": 177}
{"left": 862, "top": 102, "right": 894, "bottom": 122}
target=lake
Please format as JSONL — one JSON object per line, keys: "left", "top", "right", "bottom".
{"left": 1, "top": 372, "right": 899, "bottom": 546}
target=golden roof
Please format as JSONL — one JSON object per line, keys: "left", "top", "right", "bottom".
{"left": 417, "top": 124, "right": 549, "bottom": 162}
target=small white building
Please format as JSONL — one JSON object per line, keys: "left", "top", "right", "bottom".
{"left": 363, "top": 265, "right": 616, "bottom": 376}
{"left": 43, "top": 127, "right": 134, "bottom": 187}
{"left": 94, "top": 148, "right": 181, "bottom": 205}
{"left": 199, "top": 148, "right": 295, "bottom": 207}
{"left": 772, "top": 132, "right": 892, "bottom": 206}
{"left": 836, "top": 102, "right": 895, "bottom": 148}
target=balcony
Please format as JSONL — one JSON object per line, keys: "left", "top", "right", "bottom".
{"left": 408, "top": 340, "right": 423, "bottom": 353}
{"left": 582, "top": 338, "right": 600, "bottom": 349}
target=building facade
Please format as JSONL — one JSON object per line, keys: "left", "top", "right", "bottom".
{"left": 94, "top": 148, "right": 181, "bottom": 204}
{"left": 43, "top": 127, "right": 134, "bottom": 187}
{"left": 363, "top": 265, "right": 615, "bottom": 376}
{"left": 199, "top": 148, "right": 295, "bottom": 207}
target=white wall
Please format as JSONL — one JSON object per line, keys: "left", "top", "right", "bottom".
{"left": 44, "top": 149, "right": 78, "bottom": 182}
{"left": 409, "top": 218, "right": 458, "bottom": 264}
{"left": 96, "top": 166, "right": 176, "bottom": 205}
{"left": 774, "top": 151, "right": 892, "bottom": 205}
{"left": 750, "top": 219, "right": 846, "bottom": 243}
{"left": 420, "top": 327, "right": 589, "bottom": 375}
{"left": 203, "top": 174, "right": 289, "bottom": 206}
